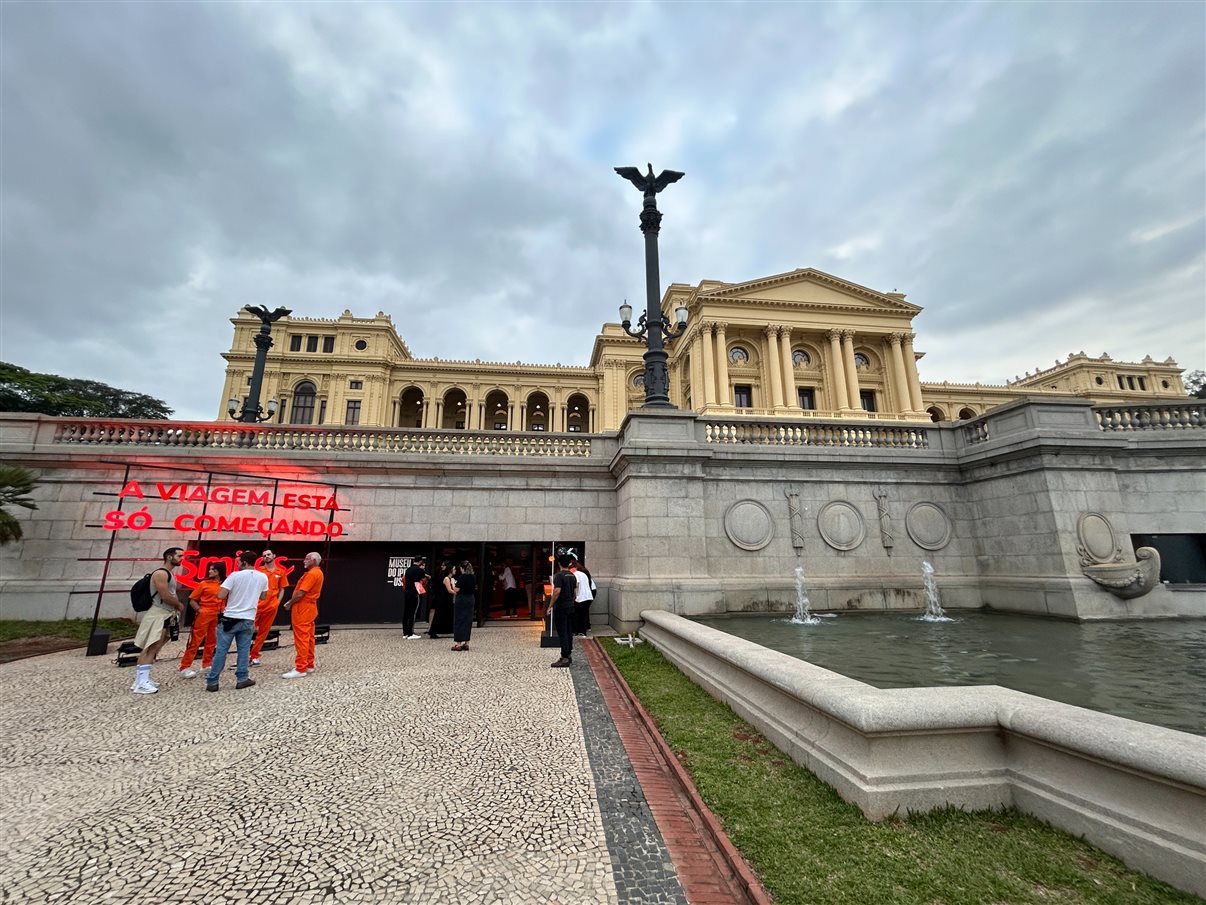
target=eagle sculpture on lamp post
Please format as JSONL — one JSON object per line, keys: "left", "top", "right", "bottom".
{"left": 233, "top": 305, "right": 293, "bottom": 423}
{"left": 614, "top": 163, "right": 686, "bottom": 201}
{"left": 613, "top": 163, "right": 687, "bottom": 408}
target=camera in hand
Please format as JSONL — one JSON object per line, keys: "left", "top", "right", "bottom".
{"left": 167, "top": 616, "right": 180, "bottom": 642}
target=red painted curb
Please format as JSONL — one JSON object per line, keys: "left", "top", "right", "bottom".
{"left": 588, "top": 639, "right": 776, "bottom": 905}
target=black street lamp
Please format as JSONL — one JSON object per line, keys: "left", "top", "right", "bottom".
{"left": 228, "top": 304, "right": 291, "bottom": 423}
{"left": 615, "top": 163, "right": 689, "bottom": 408}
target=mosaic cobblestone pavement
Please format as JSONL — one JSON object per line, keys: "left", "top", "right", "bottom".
{"left": 0, "top": 625, "right": 683, "bottom": 904}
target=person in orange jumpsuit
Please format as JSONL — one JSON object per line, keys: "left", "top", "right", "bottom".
{"left": 281, "top": 551, "right": 324, "bottom": 679}
{"left": 178, "top": 562, "right": 226, "bottom": 678}
{"left": 249, "top": 549, "right": 289, "bottom": 666}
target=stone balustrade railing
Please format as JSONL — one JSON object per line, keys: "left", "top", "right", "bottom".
{"left": 1094, "top": 402, "right": 1206, "bottom": 432}
{"left": 703, "top": 419, "right": 931, "bottom": 449}
{"left": 48, "top": 420, "right": 595, "bottom": 457}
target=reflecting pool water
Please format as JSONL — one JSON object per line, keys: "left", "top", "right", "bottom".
{"left": 691, "top": 612, "right": 1206, "bottom": 735}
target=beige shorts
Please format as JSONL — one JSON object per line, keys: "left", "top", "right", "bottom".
{"left": 133, "top": 607, "right": 172, "bottom": 649}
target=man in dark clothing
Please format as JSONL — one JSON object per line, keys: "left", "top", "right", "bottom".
{"left": 402, "top": 556, "right": 428, "bottom": 640}
{"left": 550, "top": 554, "right": 578, "bottom": 668}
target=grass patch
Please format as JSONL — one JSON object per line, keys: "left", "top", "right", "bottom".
{"left": 606, "top": 640, "right": 1199, "bottom": 905}
{"left": 0, "top": 618, "right": 138, "bottom": 644}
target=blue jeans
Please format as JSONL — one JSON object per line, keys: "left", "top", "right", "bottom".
{"left": 207, "top": 618, "right": 254, "bottom": 684}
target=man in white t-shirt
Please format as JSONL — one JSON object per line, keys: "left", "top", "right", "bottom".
{"left": 205, "top": 550, "right": 268, "bottom": 692}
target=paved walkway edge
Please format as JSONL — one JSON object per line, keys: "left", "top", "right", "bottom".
{"left": 585, "top": 640, "right": 775, "bottom": 905}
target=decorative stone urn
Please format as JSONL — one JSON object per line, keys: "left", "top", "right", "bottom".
{"left": 1082, "top": 547, "right": 1162, "bottom": 599}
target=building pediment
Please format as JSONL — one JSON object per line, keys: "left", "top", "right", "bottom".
{"left": 697, "top": 268, "right": 922, "bottom": 314}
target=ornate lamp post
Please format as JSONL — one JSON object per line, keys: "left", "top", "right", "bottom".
{"left": 228, "top": 305, "right": 291, "bottom": 423}
{"left": 615, "top": 163, "right": 689, "bottom": 408}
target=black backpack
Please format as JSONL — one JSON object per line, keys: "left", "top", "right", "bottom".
{"left": 130, "top": 568, "right": 166, "bottom": 612}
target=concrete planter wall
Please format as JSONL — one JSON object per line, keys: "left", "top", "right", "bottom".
{"left": 639, "top": 609, "right": 1206, "bottom": 898}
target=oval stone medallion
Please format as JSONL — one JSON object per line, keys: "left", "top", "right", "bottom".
{"left": 817, "top": 500, "right": 865, "bottom": 551}
{"left": 1077, "top": 511, "right": 1118, "bottom": 564}
{"left": 724, "top": 500, "right": 774, "bottom": 551}
{"left": 905, "top": 501, "right": 952, "bottom": 551}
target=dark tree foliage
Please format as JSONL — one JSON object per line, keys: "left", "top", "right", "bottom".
{"left": 0, "top": 465, "right": 37, "bottom": 544}
{"left": 1183, "top": 370, "right": 1206, "bottom": 399}
{"left": 0, "top": 362, "right": 173, "bottom": 419}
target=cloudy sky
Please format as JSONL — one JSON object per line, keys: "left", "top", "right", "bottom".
{"left": 1, "top": 1, "right": 1202, "bottom": 420}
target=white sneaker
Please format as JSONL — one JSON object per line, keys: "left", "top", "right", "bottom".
{"left": 179, "top": 668, "right": 197, "bottom": 679}
{"left": 281, "top": 669, "right": 307, "bottom": 679}
{"left": 250, "top": 658, "right": 261, "bottom": 666}
{"left": 131, "top": 682, "right": 158, "bottom": 695}
{"left": 406, "top": 634, "right": 421, "bottom": 640}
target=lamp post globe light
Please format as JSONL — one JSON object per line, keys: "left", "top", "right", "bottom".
{"left": 614, "top": 163, "right": 689, "bottom": 408}
{"left": 228, "top": 305, "right": 291, "bottom": 423}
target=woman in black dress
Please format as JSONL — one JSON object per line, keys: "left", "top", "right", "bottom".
{"left": 450, "top": 560, "right": 476, "bottom": 652}
{"left": 427, "top": 560, "right": 454, "bottom": 639}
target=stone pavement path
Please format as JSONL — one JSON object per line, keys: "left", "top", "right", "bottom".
{"left": 0, "top": 625, "right": 688, "bottom": 905}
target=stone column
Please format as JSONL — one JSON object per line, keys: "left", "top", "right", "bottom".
{"left": 701, "top": 323, "right": 717, "bottom": 407}
{"left": 434, "top": 400, "right": 444, "bottom": 429}
{"left": 903, "top": 333, "right": 925, "bottom": 412}
{"left": 689, "top": 331, "right": 703, "bottom": 410}
{"left": 827, "top": 330, "right": 849, "bottom": 412}
{"left": 589, "top": 404, "right": 596, "bottom": 433}
{"left": 765, "top": 327, "right": 784, "bottom": 409}
{"left": 715, "top": 322, "right": 731, "bottom": 406}
{"left": 842, "top": 330, "right": 861, "bottom": 410}
{"left": 519, "top": 401, "right": 527, "bottom": 431}
{"left": 391, "top": 399, "right": 399, "bottom": 427}
{"left": 888, "top": 334, "right": 913, "bottom": 414}
{"left": 779, "top": 327, "right": 796, "bottom": 410}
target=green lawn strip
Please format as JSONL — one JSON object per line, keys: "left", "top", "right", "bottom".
{"left": 605, "top": 640, "right": 1198, "bottom": 905}
{"left": 0, "top": 618, "right": 138, "bottom": 644}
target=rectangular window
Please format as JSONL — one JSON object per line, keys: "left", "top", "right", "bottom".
{"left": 306, "top": 335, "right": 318, "bottom": 353}
{"left": 1138, "top": 377, "right": 1147, "bottom": 390}
{"left": 734, "top": 385, "right": 753, "bottom": 408}
{"left": 798, "top": 387, "right": 816, "bottom": 410}
{"left": 246, "top": 376, "right": 252, "bottom": 385}
{"left": 345, "top": 400, "right": 361, "bottom": 425}
{"left": 494, "top": 421, "right": 508, "bottom": 430}
{"left": 1117, "top": 375, "right": 1125, "bottom": 389}
{"left": 568, "top": 425, "right": 581, "bottom": 432}
{"left": 1131, "top": 533, "right": 1206, "bottom": 584}
{"left": 290, "top": 395, "right": 314, "bottom": 425}
{"left": 322, "top": 336, "right": 335, "bottom": 353}
{"left": 859, "top": 390, "right": 877, "bottom": 412}
{"left": 1127, "top": 376, "right": 1136, "bottom": 390}
{"left": 289, "top": 336, "right": 302, "bottom": 352}
{"left": 532, "top": 423, "right": 546, "bottom": 431}
{"left": 317, "top": 400, "right": 326, "bottom": 425}
{"left": 349, "top": 380, "right": 363, "bottom": 390}
{"left": 455, "top": 420, "right": 465, "bottom": 429}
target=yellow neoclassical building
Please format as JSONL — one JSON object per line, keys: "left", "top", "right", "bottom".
{"left": 217, "top": 267, "right": 1186, "bottom": 430}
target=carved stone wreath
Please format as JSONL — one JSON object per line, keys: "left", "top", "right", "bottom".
{"left": 724, "top": 500, "right": 775, "bottom": 551}
{"left": 817, "top": 500, "right": 865, "bottom": 551}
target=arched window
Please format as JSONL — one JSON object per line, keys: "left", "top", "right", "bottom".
{"left": 290, "top": 382, "right": 316, "bottom": 425}
{"left": 729, "top": 346, "right": 749, "bottom": 365}
{"left": 927, "top": 407, "right": 944, "bottom": 423}
{"left": 958, "top": 407, "right": 977, "bottom": 420}
{"left": 792, "top": 349, "right": 811, "bottom": 367}
{"left": 854, "top": 352, "right": 871, "bottom": 369}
